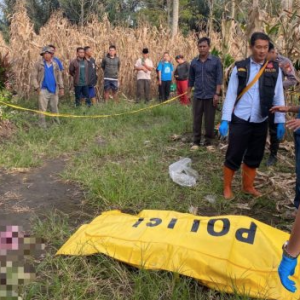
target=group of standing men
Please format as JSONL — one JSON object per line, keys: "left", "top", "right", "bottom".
{"left": 31, "top": 44, "right": 120, "bottom": 127}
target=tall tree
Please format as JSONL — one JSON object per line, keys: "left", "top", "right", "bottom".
{"left": 58, "top": 0, "right": 104, "bottom": 26}
{"left": 172, "top": 0, "right": 179, "bottom": 37}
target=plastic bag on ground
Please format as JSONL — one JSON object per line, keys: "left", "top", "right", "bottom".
{"left": 169, "top": 158, "right": 199, "bottom": 187}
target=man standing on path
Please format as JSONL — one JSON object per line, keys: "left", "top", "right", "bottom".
{"left": 157, "top": 52, "right": 174, "bottom": 102}
{"left": 84, "top": 46, "right": 98, "bottom": 105}
{"left": 134, "top": 48, "right": 154, "bottom": 103}
{"left": 31, "top": 46, "right": 64, "bottom": 128}
{"left": 174, "top": 54, "right": 190, "bottom": 105}
{"left": 265, "top": 42, "right": 298, "bottom": 166}
{"left": 101, "top": 45, "right": 121, "bottom": 102}
{"left": 219, "top": 32, "right": 286, "bottom": 200}
{"left": 69, "top": 47, "right": 91, "bottom": 107}
{"left": 188, "top": 37, "right": 223, "bottom": 150}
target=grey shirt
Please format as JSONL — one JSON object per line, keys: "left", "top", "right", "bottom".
{"left": 101, "top": 55, "right": 121, "bottom": 80}
{"left": 188, "top": 54, "right": 223, "bottom": 99}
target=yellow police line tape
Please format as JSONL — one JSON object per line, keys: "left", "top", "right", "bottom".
{"left": 0, "top": 92, "right": 187, "bottom": 119}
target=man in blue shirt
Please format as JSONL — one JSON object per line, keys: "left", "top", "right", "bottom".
{"left": 219, "top": 32, "right": 285, "bottom": 199}
{"left": 188, "top": 37, "right": 223, "bottom": 149}
{"left": 48, "top": 45, "right": 64, "bottom": 72}
{"left": 157, "top": 52, "right": 174, "bottom": 102}
{"left": 31, "top": 46, "right": 64, "bottom": 128}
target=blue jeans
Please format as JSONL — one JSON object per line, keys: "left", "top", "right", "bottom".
{"left": 74, "top": 86, "right": 91, "bottom": 106}
{"left": 294, "top": 133, "right": 300, "bottom": 208}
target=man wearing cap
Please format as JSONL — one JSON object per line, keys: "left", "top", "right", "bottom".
{"left": 48, "top": 44, "right": 64, "bottom": 72}
{"left": 31, "top": 46, "right": 64, "bottom": 128}
{"left": 134, "top": 48, "right": 154, "bottom": 103}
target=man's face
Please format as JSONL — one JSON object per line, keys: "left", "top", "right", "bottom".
{"left": 163, "top": 53, "right": 170, "bottom": 62}
{"left": 77, "top": 49, "right": 85, "bottom": 58}
{"left": 250, "top": 39, "right": 269, "bottom": 62}
{"left": 85, "top": 48, "right": 92, "bottom": 57}
{"left": 43, "top": 52, "right": 52, "bottom": 61}
{"left": 109, "top": 48, "right": 116, "bottom": 57}
{"left": 198, "top": 42, "right": 210, "bottom": 56}
{"left": 143, "top": 53, "right": 149, "bottom": 59}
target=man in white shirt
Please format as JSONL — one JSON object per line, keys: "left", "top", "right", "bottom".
{"left": 134, "top": 48, "right": 154, "bottom": 103}
{"left": 219, "top": 32, "right": 286, "bottom": 199}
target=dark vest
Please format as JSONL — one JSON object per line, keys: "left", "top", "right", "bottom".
{"left": 235, "top": 58, "right": 279, "bottom": 118}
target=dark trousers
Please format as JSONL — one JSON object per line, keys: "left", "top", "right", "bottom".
{"left": 136, "top": 79, "right": 151, "bottom": 103}
{"left": 225, "top": 114, "right": 268, "bottom": 171}
{"left": 192, "top": 98, "right": 216, "bottom": 145}
{"left": 74, "top": 86, "right": 91, "bottom": 106}
{"left": 159, "top": 80, "right": 171, "bottom": 102}
{"left": 268, "top": 112, "right": 279, "bottom": 156}
{"left": 294, "top": 133, "right": 300, "bottom": 208}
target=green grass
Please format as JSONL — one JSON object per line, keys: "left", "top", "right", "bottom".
{"left": 0, "top": 98, "right": 291, "bottom": 299}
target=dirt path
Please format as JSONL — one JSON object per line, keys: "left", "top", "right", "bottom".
{"left": 0, "top": 159, "right": 89, "bottom": 232}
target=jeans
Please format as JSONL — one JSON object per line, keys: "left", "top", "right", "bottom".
{"left": 294, "top": 133, "right": 300, "bottom": 208}
{"left": 74, "top": 86, "right": 91, "bottom": 106}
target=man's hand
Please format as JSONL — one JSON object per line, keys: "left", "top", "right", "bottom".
{"left": 59, "top": 89, "right": 64, "bottom": 97}
{"left": 278, "top": 254, "right": 298, "bottom": 293}
{"left": 213, "top": 94, "right": 219, "bottom": 107}
{"left": 219, "top": 120, "right": 229, "bottom": 137}
{"left": 287, "top": 119, "right": 300, "bottom": 131}
{"left": 158, "top": 80, "right": 162, "bottom": 86}
{"left": 270, "top": 106, "right": 289, "bottom": 113}
{"left": 277, "top": 123, "right": 286, "bottom": 140}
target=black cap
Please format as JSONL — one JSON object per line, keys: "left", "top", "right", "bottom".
{"left": 142, "top": 48, "right": 149, "bottom": 54}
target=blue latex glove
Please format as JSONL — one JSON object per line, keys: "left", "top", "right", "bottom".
{"left": 277, "top": 123, "right": 286, "bottom": 140}
{"left": 219, "top": 121, "right": 229, "bottom": 137}
{"left": 278, "top": 254, "right": 298, "bottom": 293}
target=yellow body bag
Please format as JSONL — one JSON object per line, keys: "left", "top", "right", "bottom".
{"left": 57, "top": 210, "right": 300, "bottom": 300}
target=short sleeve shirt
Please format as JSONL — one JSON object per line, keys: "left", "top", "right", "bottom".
{"left": 157, "top": 61, "right": 174, "bottom": 81}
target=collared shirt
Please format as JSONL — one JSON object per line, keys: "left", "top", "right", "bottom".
{"left": 277, "top": 55, "right": 298, "bottom": 89}
{"left": 222, "top": 58, "right": 285, "bottom": 124}
{"left": 188, "top": 54, "right": 223, "bottom": 99}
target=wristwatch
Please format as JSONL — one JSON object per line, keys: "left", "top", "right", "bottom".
{"left": 283, "top": 241, "right": 299, "bottom": 259}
